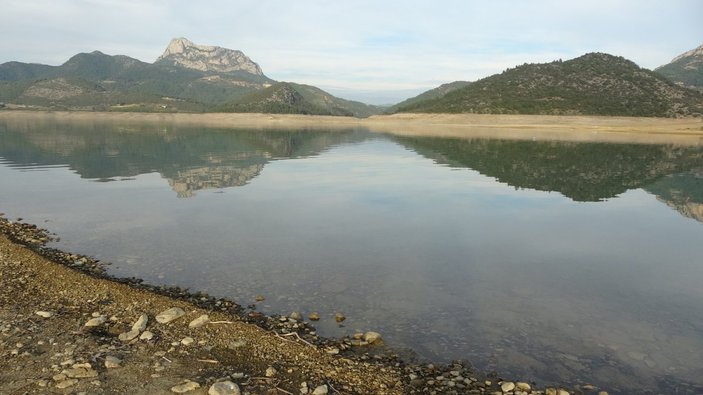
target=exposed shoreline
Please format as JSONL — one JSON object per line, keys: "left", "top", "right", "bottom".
{"left": 0, "top": 215, "right": 606, "bottom": 395}
{"left": 1, "top": 110, "right": 702, "bottom": 145}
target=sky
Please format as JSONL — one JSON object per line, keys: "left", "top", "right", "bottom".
{"left": 1, "top": 0, "right": 702, "bottom": 104}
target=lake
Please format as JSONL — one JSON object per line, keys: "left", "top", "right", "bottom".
{"left": 1, "top": 117, "right": 702, "bottom": 394}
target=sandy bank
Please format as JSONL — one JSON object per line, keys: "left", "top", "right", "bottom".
{"left": 1, "top": 110, "right": 702, "bottom": 145}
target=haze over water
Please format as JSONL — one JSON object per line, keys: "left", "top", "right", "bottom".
{"left": 1, "top": 119, "right": 702, "bottom": 394}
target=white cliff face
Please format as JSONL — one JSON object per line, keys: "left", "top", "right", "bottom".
{"left": 156, "top": 37, "right": 263, "bottom": 75}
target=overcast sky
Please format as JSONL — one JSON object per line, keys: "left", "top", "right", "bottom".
{"left": 1, "top": 0, "right": 701, "bottom": 104}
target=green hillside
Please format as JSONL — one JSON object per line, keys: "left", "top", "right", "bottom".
{"left": 655, "top": 44, "right": 703, "bottom": 92}
{"left": 217, "top": 82, "right": 380, "bottom": 117}
{"left": 387, "top": 80, "right": 471, "bottom": 113}
{"left": 394, "top": 53, "right": 703, "bottom": 117}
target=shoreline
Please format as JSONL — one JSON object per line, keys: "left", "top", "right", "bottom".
{"left": 1, "top": 110, "right": 702, "bottom": 145}
{"left": 0, "top": 214, "right": 603, "bottom": 395}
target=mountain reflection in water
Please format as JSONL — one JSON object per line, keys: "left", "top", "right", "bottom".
{"left": 1, "top": 119, "right": 703, "bottom": 395}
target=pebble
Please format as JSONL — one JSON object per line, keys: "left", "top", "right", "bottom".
{"left": 308, "top": 312, "right": 320, "bottom": 321}
{"left": 84, "top": 316, "right": 107, "bottom": 327}
{"left": 289, "top": 311, "right": 303, "bottom": 321}
{"left": 140, "top": 330, "right": 154, "bottom": 340}
{"left": 171, "top": 380, "right": 201, "bottom": 393}
{"left": 104, "top": 356, "right": 121, "bottom": 369}
{"left": 265, "top": 366, "right": 277, "bottom": 377}
{"left": 516, "top": 382, "right": 531, "bottom": 391}
{"left": 181, "top": 337, "right": 194, "bottom": 346}
{"left": 255, "top": 295, "right": 265, "bottom": 301}
{"left": 335, "top": 312, "right": 346, "bottom": 323}
{"left": 501, "top": 381, "right": 515, "bottom": 392}
{"left": 55, "top": 379, "right": 79, "bottom": 389}
{"left": 118, "top": 329, "right": 140, "bottom": 342}
{"left": 62, "top": 366, "right": 98, "bottom": 378}
{"left": 131, "top": 314, "right": 148, "bottom": 332}
{"left": 557, "top": 390, "right": 570, "bottom": 395}
{"left": 189, "top": 314, "right": 209, "bottom": 328}
{"left": 156, "top": 307, "right": 186, "bottom": 324}
{"left": 364, "top": 331, "right": 381, "bottom": 344}
{"left": 598, "top": 392, "right": 609, "bottom": 395}
{"left": 208, "top": 380, "right": 241, "bottom": 395}
{"left": 35, "top": 311, "right": 53, "bottom": 318}
{"left": 312, "top": 384, "right": 328, "bottom": 395}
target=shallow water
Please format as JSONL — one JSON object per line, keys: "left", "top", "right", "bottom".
{"left": 1, "top": 119, "right": 703, "bottom": 394}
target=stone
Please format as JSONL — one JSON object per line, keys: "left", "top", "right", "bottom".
{"left": 598, "top": 392, "right": 609, "bottom": 395}
{"left": 84, "top": 316, "right": 107, "bottom": 327}
{"left": 35, "top": 311, "right": 53, "bottom": 318}
{"left": 557, "top": 390, "right": 570, "bottom": 395}
{"left": 546, "top": 388, "right": 558, "bottom": 395}
{"left": 140, "top": 330, "right": 154, "bottom": 340}
{"left": 118, "top": 329, "right": 140, "bottom": 342}
{"left": 255, "top": 295, "right": 265, "bottom": 301}
{"left": 300, "top": 381, "right": 309, "bottom": 394}
{"left": 56, "top": 379, "right": 78, "bottom": 389}
{"left": 53, "top": 373, "right": 67, "bottom": 381}
{"left": 156, "top": 307, "right": 186, "bottom": 324}
{"left": 104, "top": 356, "right": 121, "bottom": 368}
{"left": 335, "top": 312, "right": 346, "bottom": 322}
{"left": 171, "top": 380, "right": 201, "bottom": 393}
{"left": 289, "top": 311, "right": 303, "bottom": 321}
{"left": 265, "top": 366, "right": 277, "bottom": 377}
{"left": 364, "top": 331, "right": 381, "bottom": 344}
{"left": 62, "top": 366, "right": 98, "bottom": 378}
{"left": 208, "top": 380, "right": 241, "bottom": 395}
{"left": 516, "top": 382, "right": 531, "bottom": 391}
{"left": 501, "top": 381, "right": 515, "bottom": 392}
{"left": 181, "top": 337, "right": 194, "bottom": 346}
{"left": 189, "top": 314, "right": 209, "bottom": 328}
{"left": 308, "top": 312, "right": 320, "bottom": 321}
{"left": 312, "top": 384, "right": 328, "bottom": 395}
{"left": 132, "top": 314, "right": 148, "bottom": 332}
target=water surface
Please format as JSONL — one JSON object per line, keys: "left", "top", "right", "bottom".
{"left": 1, "top": 119, "right": 702, "bottom": 394}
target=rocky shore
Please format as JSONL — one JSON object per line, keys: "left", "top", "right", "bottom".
{"left": 0, "top": 214, "right": 608, "bottom": 395}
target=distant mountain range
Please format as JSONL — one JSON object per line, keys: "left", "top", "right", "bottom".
{"left": 0, "top": 38, "right": 379, "bottom": 116}
{"left": 1, "top": 38, "right": 703, "bottom": 118}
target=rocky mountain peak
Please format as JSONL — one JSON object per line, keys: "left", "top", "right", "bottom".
{"left": 671, "top": 43, "right": 703, "bottom": 63}
{"left": 156, "top": 37, "right": 263, "bottom": 75}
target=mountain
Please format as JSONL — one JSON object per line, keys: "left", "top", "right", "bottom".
{"left": 386, "top": 81, "right": 471, "bottom": 113}
{"left": 655, "top": 43, "right": 703, "bottom": 92}
{"left": 217, "top": 82, "right": 379, "bottom": 117}
{"left": 0, "top": 38, "right": 379, "bottom": 116}
{"left": 393, "top": 53, "right": 703, "bottom": 117}
{"left": 155, "top": 37, "right": 264, "bottom": 76}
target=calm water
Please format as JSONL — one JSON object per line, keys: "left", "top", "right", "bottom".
{"left": 1, "top": 118, "right": 703, "bottom": 394}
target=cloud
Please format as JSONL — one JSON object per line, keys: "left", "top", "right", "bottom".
{"left": 1, "top": 0, "right": 701, "bottom": 103}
